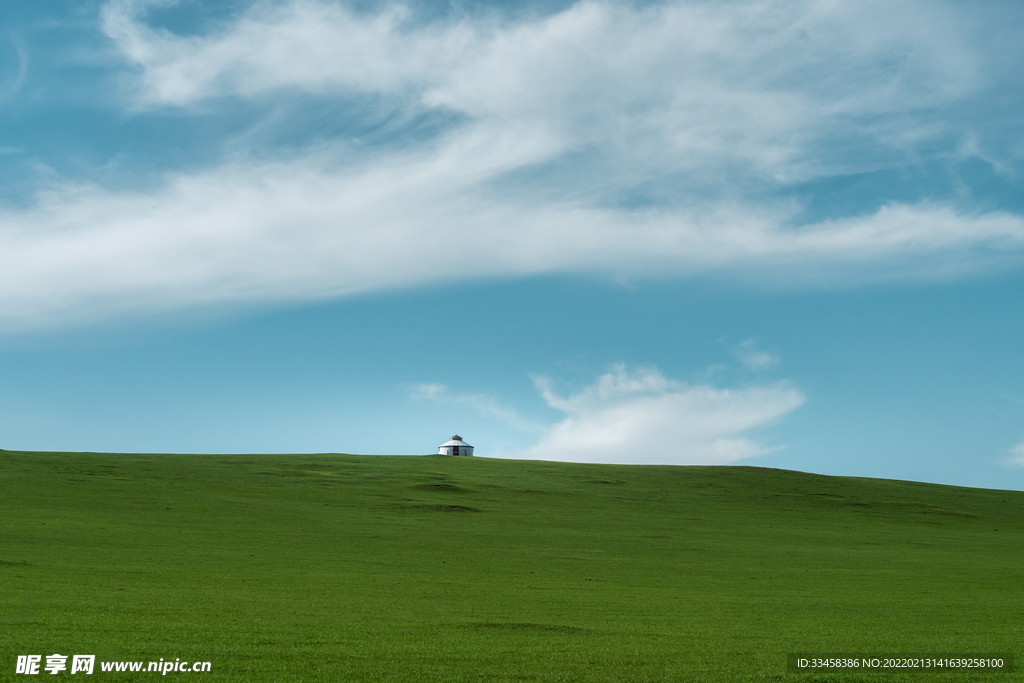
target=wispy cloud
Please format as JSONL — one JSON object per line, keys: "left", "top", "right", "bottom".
{"left": 1006, "top": 441, "right": 1024, "bottom": 468}
{"left": 409, "top": 383, "right": 446, "bottom": 400}
{"left": 103, "top": 0, "right": 982, "bottom": 180}
{"left": 0, "top": 0, "right": 1020, "bottom": 331}
{"left": 736, "top": 339, "right": 779, "bottom": 370}
{"left": 513, "top": 364, "right": 804, "bottom": 464}
{"left": 409, "top": 382, "right": 543, "bottom": 434}
{"left": 0, "top": 35, "right": 28, "bottom": 100}
{"left": 1, "top": 155, "right": 1022, "bottom": 332}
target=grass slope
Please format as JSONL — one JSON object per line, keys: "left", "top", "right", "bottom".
{"left": 1, "top": 450, "right": 1022, "bottom": 682}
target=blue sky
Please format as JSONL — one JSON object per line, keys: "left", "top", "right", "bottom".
{"left": 1, "top": 0, "right": 1023, "bottom": 490}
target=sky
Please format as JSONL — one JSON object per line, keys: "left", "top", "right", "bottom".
{"left": 1, "top": 0, "right": 1023, "bottom": 491}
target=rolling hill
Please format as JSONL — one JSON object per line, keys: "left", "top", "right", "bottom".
{"left": 1, "top": 450, "right": 1020, "bottom": 682}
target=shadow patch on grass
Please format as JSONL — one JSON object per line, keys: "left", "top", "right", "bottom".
{"left": 843, "top": 501, "right": 978, "bottom": 518}
{"left": 415, "top": 483, "right": 469, "bottom": 492}
{"left": 394, "top": 503, "right": 482, "bottom": 512}
{"left": 430, "top": 504, "right": 480, "bottom": 512}
{"left": 471, "top": 622, "right": 590, "bottom": 634}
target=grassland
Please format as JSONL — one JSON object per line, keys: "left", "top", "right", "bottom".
{"left": 1, "top": 450, "right": 1021, "bottom": 682}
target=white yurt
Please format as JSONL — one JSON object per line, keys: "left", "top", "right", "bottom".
{"left": 438, "top": 435, "right": 474, "bottom": 457}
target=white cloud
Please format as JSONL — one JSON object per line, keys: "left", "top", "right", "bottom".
{"left": 0, "top": 0, "right": 1019, "bottom": 331}
{"left": 1006, "top": 441, "right": 1024, "bottom": 468}
{"left": 737, "top": 339, "right": 779, "bottom": 369}
{"left": 513, "top": 364, "right": 804, "bottom": 464}
{"left": 1, "top": 151, "right": 1022, "bottom": 332}
{"left": 102, "top": 0, "right": 980, "bottom": 179}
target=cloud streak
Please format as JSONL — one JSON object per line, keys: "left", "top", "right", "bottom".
{"left": 2, "top": 157, "right": 1021, "bottom": 331}
{"left": 409, "top": 382, "right": 543, "bottom": 434}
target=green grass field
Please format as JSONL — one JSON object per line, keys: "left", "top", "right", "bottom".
{"left": 1, "top": 450, "right": 1021, "bottom": 682}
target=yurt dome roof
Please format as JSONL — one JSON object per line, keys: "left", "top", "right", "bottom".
{"left": 440, "top": 435, "right": 473, "bottom": 447}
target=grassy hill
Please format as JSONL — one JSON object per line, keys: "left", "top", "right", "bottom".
{"left": 1, "top": 450, "right": 1021, "bottom": 682}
